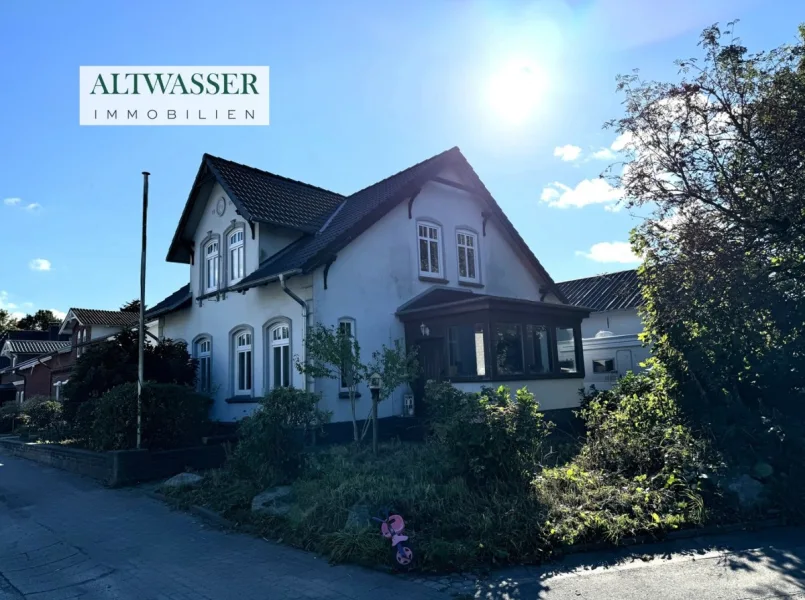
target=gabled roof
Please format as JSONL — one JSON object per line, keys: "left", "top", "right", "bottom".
{"left": 167, "top": 154, "right": 345, "bottom": 263}
{"left": 2, "top": 340, "right": 70, "bottom": 355}
{"left": 556, "top": 269, "right": 643, "bottom": 312}
{"left": 229, "top": 147, "right": 567, "bottom": 303}
{"left": 145, "top": 284, "right": 191, "bottom": 320}
{"left": 60, "top": 308, "right": 140, "bottom": 334}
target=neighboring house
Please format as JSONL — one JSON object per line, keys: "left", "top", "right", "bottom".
{"left": 148, "top": 147, "right": 592, "bottom": 424}
{"left": 556, "top": 269, "right": 649, "bottom": 389}
{"left": 0, "top": 309, "right": 141, "bottom": 404}
{"left": 0, "top": 325, "right": 70, "bottom": 404}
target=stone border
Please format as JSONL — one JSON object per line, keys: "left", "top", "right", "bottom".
{"left": 0, "top": 437, "right": 227, "bottom": 487}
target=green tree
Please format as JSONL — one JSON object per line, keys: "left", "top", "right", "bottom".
{"left": 607, "top": 22, "right": 805, "bottom": 466}
{"left": 62, "top": 328, "right": 197, "bottom": 421}
{"left": 119, "top": 299, "right": 141, "bottom": 313}
{"left": 15, "top": 309, "right": 60, "bottom": 331}
{"left": 0, "top": 308, "right": 17, "bottom": 336}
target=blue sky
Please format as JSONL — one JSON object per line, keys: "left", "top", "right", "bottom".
{"left": 0, "top": 0, "right": 801, "bottom": 319}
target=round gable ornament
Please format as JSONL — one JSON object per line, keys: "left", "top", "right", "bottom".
{"left": 215, "top": 197, "right": 226, "bottom": 216}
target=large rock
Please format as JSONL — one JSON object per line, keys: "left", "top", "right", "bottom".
{"left": 163, "top": 472, "right": 203, "bottom": 488}
{"left": 728, "top": 474, "right": 765, "bottom": 508}
{"left": 251, "top": 486, "right": 293, "bottom": 516}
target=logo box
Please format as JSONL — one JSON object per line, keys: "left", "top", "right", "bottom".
{"left": 79, "top": 66, "right": 269, "bottom": 126}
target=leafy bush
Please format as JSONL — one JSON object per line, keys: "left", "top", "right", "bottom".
{"left": 83, "top": 381, "right": 212, "bottom": 451}
{"left": 63, "top": 329, "right": 197, "bottom": 421}
{"left": 426, "top": 381, "right": 554, "bottom": 486}
{"left": 231, "top": 387, "right": 330, "bottom": 486}
{"left": 21, "top": 396, "right": 62, "bottom": 430}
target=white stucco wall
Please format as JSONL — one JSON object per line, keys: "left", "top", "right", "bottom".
{"left": 311, "top": 174, "right": 574, "bottom": 421}
{"left": 580, "top": 308, "right": 643, "bottom": 338}
{"left": 259, "top": 223, "right": 303, "bottom": 262}
{"left": 89, "top": 325, "right": 121, "bottom": 341}
{"left": 452, "top": 378, "right": 583, "bottom": 411}
{"left": 160, "top": 183, "right": 312, "bottom": 422}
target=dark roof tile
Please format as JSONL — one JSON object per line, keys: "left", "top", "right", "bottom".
{"left": 145, "top": 284, "right": 192, "bottom": 319}
{"left": 3, "top": 340, "right": 71, "bottom": 355}
{"left": 70, "top": 309, "right": 140, "bottom": 327}
{"left": 556, "top": 269, "right": 643, "bottom": 312}
{"left": 205, "top": 154, "right": 345, "bottom": 231}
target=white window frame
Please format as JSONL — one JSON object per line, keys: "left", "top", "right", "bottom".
{"left": 228, "top": 228, "right": 245, "bottom": 285}
{"left": 338, "top": 317, "right": 356, "bottom": 392}
{"left": 456, "top": 229, "right": 480, "bottom": 283}
{"left": 195, "top": 337, "right": 212, "bottom": 393}
{"left": 269, "top": 323, "right": 290, "bottom": 389}
{"left": 204, "top": 240, "right": 220, "bottom": 293}
{"left": 233, "top": 330, "right": 253, "bottom": 395}
{"left": 416, "top": 220, "right": 443, "bottom": 278}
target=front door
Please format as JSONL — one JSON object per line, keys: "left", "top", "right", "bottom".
{"left": 411, "top": 338, "right": 444, "bottom": 418}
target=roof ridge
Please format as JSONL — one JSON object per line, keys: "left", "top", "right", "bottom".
{"left": 204, "top": 153, "right": 345, "bottom": 199}
{"left": 344, "top": 147, "right": 460, "bottom": 200}
{"left": 557, "top": 269, "right": 637, "bottom": 285}
{"left": 70, "top": 307, "right": 131, "bottom": 314}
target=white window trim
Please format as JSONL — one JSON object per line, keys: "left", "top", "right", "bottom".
{"left": 232, "top": 328, "right": 254, "bottom": 396}
{"left": 455, "top": 228, "right": 480, "bottom": 283}
{"left": 338, "top": 317, "right": 356, "bottom": 392}
{"left": 227, "top": 228, "right": 245, "bottom": 285}
{"left": 194, "top": 335, "right": 212, "bottom": 393}
{"left": 416, "top": 220, "right": 443, "bottom": 278}
{"left": 204, "top": 239, "right": 220, "bottom": 293}
{"left": 269, "top": 323, "right": 291, "bottom": 389}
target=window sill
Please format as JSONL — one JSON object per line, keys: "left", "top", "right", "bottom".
{"left": 338, "top": 391, "right": 362, "bottom": 399}
{"left": 458, "top": 280, "right": 484, "bottom": 288}
{"left": 418, "top": 275, "right": 449, "bottom": 284}
{"left": 225, "top": 396, "right": 258, "bottom": 404}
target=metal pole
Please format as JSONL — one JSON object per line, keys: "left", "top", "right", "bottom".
{"left": 137, "top": 171, "right": 149, "bottom": 450}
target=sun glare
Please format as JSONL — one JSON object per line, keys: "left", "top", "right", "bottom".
{"left": 486, "top": 61, "right": 547, "bottom": 125}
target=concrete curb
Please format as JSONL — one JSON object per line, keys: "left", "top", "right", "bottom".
{"left": 146, "top": 490, "right": 239, "bottom": 530}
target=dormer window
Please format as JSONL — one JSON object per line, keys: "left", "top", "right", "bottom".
{"left": 228, "top": 229, "right": 245, "bottom": 284}
{"left": 205, "top": 240, "right": 220, "bottom": 292}
{"left": 417, "top": 221, "right": 442, "bottom": 277}
{"left": 456, "top": 229, "right": 479, "bottom": 283}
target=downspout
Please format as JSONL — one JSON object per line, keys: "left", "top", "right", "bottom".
{"left": 278, "top": 273, "right": 310, "bottom": 394}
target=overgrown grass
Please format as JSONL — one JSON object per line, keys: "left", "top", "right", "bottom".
{"left": 160, "top": 373, "right": 743, "bottom": 572}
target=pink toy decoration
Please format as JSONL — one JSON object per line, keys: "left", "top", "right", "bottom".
{"left": 373, "top": 512, "right": 413, "bottom": 566}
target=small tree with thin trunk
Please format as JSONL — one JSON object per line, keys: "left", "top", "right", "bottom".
{"left": 363, "top": 340, "right": 419, "bottom": 453}
{"left": 295, "top": 323, "right": 366, "bottom": 443}
{"left": 296, "top": 324, "right": 419, "bottom": 450}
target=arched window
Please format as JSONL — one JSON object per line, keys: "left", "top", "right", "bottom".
{"left": 416, "top": 220, "right": 442, "bottom": 277}
{"left": 234, "top": 330, "right": 252, "bottom": 394}
{"left": 195, "top": 336, "right": 212, "bottom": 393}
{"left": 228, "top": 228, "right": 245, "bottom": 284}
{"left": 270, "top": 323, "right": 290, "bottom": 388}
{"left": 205, "top": 240, "right": 220, "bottom": 292}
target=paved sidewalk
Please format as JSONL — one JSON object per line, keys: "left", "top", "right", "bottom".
{"left": 0, "top": 452, "right": 447, "bottom": 600}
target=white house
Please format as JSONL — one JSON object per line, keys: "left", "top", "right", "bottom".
{"left": 146, "top": 147, "right": 592, "bottom": 423}
{"left": 557, "top": 270, "right": 649, "bottom": 389}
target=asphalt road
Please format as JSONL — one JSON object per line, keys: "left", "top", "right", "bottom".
{"left": 1, "top": 448, "right": 804, "bottom": 599}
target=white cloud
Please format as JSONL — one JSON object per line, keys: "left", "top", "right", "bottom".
{"left": 29, "top": 258, "right": 52, "bottom": 272}
{"left": 591, "top": 148, "right": 616, "bottom": 161}
{"left": 553, "top": 144, "right": 582, "bottom": 162}
{"left": 576, "top": 242, "right": 642, "bottom": 264}
{"left": 3, "top": 197, "right": 21, "bottom": 206}
{"left": 540, "top": 177, "right": 624, "bottom": 209}
{"left": 49, "top": 309, "right": 67, "bottom": 320}
{"left": 24, "top": 202, "right": 42, "bottom": 212}
{"left": 0, "top": 291, "right": 24, "bottom": 320}
{"left": 610, "top": 132, "right": 635, "bottom": 152}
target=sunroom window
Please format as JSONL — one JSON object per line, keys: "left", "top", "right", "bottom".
{"left": 556, "top": 327, "right": 578, "bottom": 373}
{"left": 495, "top": 323, "right": 525, "bottom": 375}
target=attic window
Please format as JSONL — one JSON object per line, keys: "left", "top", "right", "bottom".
{"left": 205, "top": 240, "right": 220, "bottom": 292}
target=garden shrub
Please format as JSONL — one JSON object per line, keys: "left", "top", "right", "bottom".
{"left": 20, "top": 395, "right": 64, "bottom": 436}
{"left": 231, "top": 387, "right": 330, "bottom": 486}
{"left": 85, "top": 381, "right": 212, "bottom": 451}
{"left": 63, "top": 329, "right": 197, "bottom": 422}
{"left": 426, "top": 381, "right": 554, "bottom": 486}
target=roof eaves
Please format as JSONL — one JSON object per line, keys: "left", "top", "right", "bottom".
{"left": 229, "top": 268, "right": 302, "bottom": 293}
